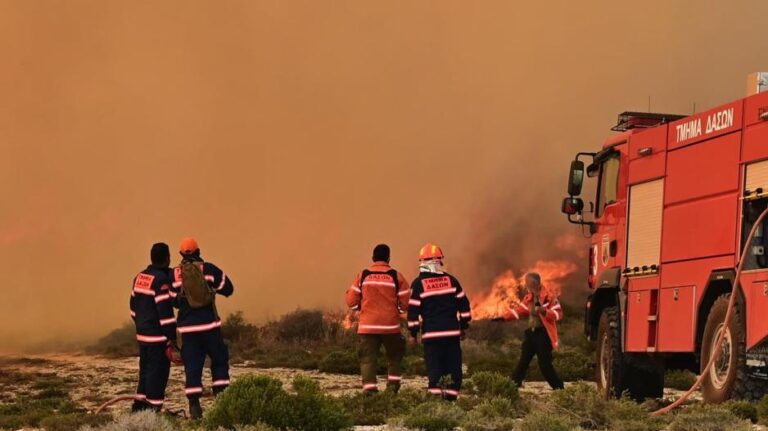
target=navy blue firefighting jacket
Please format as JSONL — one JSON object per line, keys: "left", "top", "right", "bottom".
{"left": 407, "top": 271, "right": 471, "bottom": 340}
{"left": 170, "top": 259, "right": 234, "bottom": 334}
{"left": 130, "top": 265, "right": 177, "bottom": 344}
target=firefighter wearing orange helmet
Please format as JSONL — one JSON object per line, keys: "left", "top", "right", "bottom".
{"left": 407, "top": 244, "right": 471, "bottom": 400}
{"left": 346, "top": 244, "right": 411, "bottom": 393}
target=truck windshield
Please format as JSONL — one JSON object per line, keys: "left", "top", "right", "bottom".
{"left": 596, "top": 154, "right": 620, "bottom": 217}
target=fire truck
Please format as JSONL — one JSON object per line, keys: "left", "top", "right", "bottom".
{"left": 562, "top": 73, "right": 768, "bottom": 402}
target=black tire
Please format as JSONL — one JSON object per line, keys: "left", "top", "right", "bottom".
{"left": 596, "top": 306, "right": 623, "bottom": 398}
{"left": 623, "top": 354, "right": 664, "bottom": 401}
{"left": 700, "top": 294, "right": 768, "bottom": 402}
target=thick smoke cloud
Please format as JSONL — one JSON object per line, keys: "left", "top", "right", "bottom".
{"left": 1, "top": 1, "right": 767, "bottom": 350}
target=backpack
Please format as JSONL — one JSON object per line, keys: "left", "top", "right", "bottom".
{"left": 360, "top": 269, "right": 401, "bottom": 312}
{"left": 179, "top": 261, "right": 216, "bottom": 309}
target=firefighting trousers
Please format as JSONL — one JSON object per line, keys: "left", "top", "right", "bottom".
{"left": 135, "top": 342, "right": 171, "bottom": 410}
{"left": 513, "top": 327, "right": 564, "bottom": 390}
{"left": 423, "top": 337, "right": 462, "bottom": 400}
{"left": 358, "top": 333, "right": 405, "bottom": 392}
{"left": 181, "top": 328, "right": 230, "bottom": 399}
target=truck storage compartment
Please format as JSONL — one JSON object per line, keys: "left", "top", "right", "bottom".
{"left": 625, "top": 288, "right": 659, "bottom": 352}
{"left": 658, "top": 285, "right": 696, "bottom": 352}
{"left": 661, "top": 193, "right": 738, "bottom": 262}
{"left": 626, "top": 179, "right": 664, "bottom": 276}
{"left": 748, "top": 277, "right": 768, "bottom": 349}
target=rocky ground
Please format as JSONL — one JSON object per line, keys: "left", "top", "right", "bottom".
{"left": 0, "top": 353, "right": 706, "bottom": 430}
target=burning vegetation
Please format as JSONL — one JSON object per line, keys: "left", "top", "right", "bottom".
{"left": 471, "top": 260, "right": 578, "bottom": 321}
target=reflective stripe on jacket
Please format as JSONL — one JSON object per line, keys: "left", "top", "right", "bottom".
{"left": 345, "top": 262, "right": 410, "bottom": 334}
{"left": 503, "top": 290, "right": 563, "bottom": 349}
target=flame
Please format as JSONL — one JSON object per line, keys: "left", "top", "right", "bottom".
{"left": 472, "top": 260, "right": 578, "bottom": 320}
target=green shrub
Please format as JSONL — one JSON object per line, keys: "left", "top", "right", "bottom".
{"left": 230, "top": 424, "right": 281, "bottom": 431}
{"left": 465, "top": 345, "right": 518, "bottom": 376}
{"left": 723, "top": 400, "right": 757, "bottom": 423}
{"left": 204, "top": 375, "right": 293, "bottom": 429}
{"left": 318, "top": 350, "right": 359, "bottom": 374}
{"left": 468, "top": 371, "right": 519, "bottom": 402}
{"left": 404, "top": 354, "right": 427, "bottom": 376}
{"left": 607, "top": 398, "right": 666, "bottom": 431}
{"left": 519, "top": 410, "right": 572, "bottom": 431}
{"left": 42, "top": 413, "right": 108, "bottom": 431}
{"left": 665, "top": 370, "right": 697, "bottom": 391}
{"left": 79, "top": 411, "right": 176, "bottom": 431}
{"left": 550, "top": 381, "right": 609, "bottom": 429}
{"left": 276, "top": 309, "right": 326, "bottom": 342}
{"left": 204, "top": 374, "right": 351, "bottom": 431}
{"left": 669, "top": 404, "right": 752, "bottom": 431}
{"left": 86, "top": 322, "right": 137, "bottom": 358}
{"left": 341, "top": 391, "right": 404, "bottom": 426}
{"left": 401, "top": 400, "right": 466, "bottom": 431}
{"left": 462, "top": 398, "right": 518, "bottom": 431}
{"left": 757, "top": 394, "right": 768, "bottom": 424}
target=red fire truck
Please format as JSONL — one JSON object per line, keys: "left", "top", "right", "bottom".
{"left": 562, "top": 73, "right": 768, "bottom": 402}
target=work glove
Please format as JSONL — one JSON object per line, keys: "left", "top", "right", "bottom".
{"left": 165, "top": 341, "right": 183, "bottom": 365}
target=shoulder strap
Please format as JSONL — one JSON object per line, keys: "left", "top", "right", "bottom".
{"left": 387, "top": 269, "right": 400, "bottom": 292}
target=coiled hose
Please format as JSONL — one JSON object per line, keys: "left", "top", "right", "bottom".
{"left": 651, "top": 205, "right": 768, "bottom": 416}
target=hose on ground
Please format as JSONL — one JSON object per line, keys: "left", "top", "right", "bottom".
{"left": 651, "top": 205, "right": 768, "bottom": 416}
{"left": 94, "top": 395, "right": 137, "bottom": 415}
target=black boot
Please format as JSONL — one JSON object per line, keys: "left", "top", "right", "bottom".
{"left": 213, "top": 386, "right": 227, "bottom": 398}
{"left": 188, "top": 397, "right": 203, "bottom": 420}
{"left": 131, "top": 400, "right": 148, "bottom": 413}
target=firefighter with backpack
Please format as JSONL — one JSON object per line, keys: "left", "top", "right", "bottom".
{"left": 345, "top": 244, "right": 411, "bottom": 393}
{"left": 169, "top": 237, "right": 234, "bottom": 419}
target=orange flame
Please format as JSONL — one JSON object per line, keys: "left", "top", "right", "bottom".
{"left": 472, "top": 260, "right": 578, "bottom": 320}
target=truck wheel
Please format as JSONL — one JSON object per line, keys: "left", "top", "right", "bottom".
{"left": 596, "top": 306, "right": 623, "bottom": 398}
{"left": 700, "top": 294, "right": 766, "bottom": 401}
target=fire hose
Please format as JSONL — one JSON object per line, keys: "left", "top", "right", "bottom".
{"left": 651, "top": 205, "right": 768, "bottom": 416}
{"left": 94, "top": 343, "right": 183, "bottom": 415}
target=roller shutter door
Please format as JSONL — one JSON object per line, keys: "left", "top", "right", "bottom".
{"left": 627, "top": 179, "right": 664, "bottom": 270}
{"left": 746, "top": 159, "right": 768, "bottom": 195}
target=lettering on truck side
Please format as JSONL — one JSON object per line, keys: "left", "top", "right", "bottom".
{"left": 675, "top": 108, "right": 734, "bottom": 144}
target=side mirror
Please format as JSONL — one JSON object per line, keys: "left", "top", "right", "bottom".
{"left": 562, "top": 197, "right": 584, "bottom": 215}
{"left": 568, "top": 160, "right": 585, "bottom": 196}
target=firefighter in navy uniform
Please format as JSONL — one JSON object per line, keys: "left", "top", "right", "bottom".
{"left": 407, "top": 244, "right": 471, "bottom": 401}
{"left": 345, "top": 244, "right": 411, "bottom": 393}
{"left": 129, "top": 242, "right": 177, "bottom": 412}
{"left": 169, "top": 237, "right": 234, "bottom": 420}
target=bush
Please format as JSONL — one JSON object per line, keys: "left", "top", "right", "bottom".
{"left": 204, "top": 374, "right": 351, "bottom": 431}
{"left": 757, "top": 394, "right": 768, "bottom": 424}
{"left": 204, "top": 375, "right": 294, "bottom": 429}
{"left": 401, "top": 400, "right": 466, "bottom": 431}
{"left": 669, "top": 404, "right": 752, "bottom": 431}
{"left": 462, "top": 398, "right": 518, "bottom": 431}
{"left": 607, "top": 398, "right": 666, "bottom": 431}
{"left": 519, "top": 410, "right": 571, "bottom": 431}
{"left": 550, "top": 381, "right": 609, "bottom": 429}
{"left": 468, "top": 372, "right": 519, "bottom": 402}
{"left": 318, "top": 350, "right": 359, "bottom": 375}
{"left": 276, "top": 309, "right": 326, "bottom": 342}
{"left": 78, "top": 411, "right": 175, "bottom": 431}
{"left": 665, "top": 370, "right": 697, "bottom": 391}
{"left": 723, "top": 400, "right": 758, "bottom": 423}
{"left": 341, "top": 391, "right": 402, "bottom": 426}
{"left": 86, "top": 322, "right": 137, "bottom": 358}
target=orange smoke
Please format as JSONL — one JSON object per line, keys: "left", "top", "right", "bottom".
{"left": 471, "top": 260, "right": 578, "bottom": 320}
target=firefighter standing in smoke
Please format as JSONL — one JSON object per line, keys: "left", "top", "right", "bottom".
{"left": 129, "top": 243, "right": 177, "bottom": 412}
{"left": 408, "top": 244, "right": 471, "bottom": 400}
{"left": 501, "top": 272, "right": 564, "bottom": 390}
{"left": 345, "top": 244, "right": 411, "bottom": 393}
{"left": 170, "top": 238, "right": 235, "bottom": 419}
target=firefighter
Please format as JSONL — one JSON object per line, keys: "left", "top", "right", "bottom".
{"left": 502, "top": 272, "right": 564, "bottom": 390}
{"left": 345, "top": 244, "right": 411, "bottom": 393}
{"left": 407, "top": 244, "right": 471, "bottom": 401}
{"left": 129, "top": 242, "right": 177, "bottom": 412}
{"left": 169, "top": 237, "right": 234, "bottom": 419}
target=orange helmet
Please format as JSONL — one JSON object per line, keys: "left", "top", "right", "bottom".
{"left": 179, "top": 237, "right": 200, "bottom": 254}
{"left": 419, "top": 243, "right": 444, "bottom": 261}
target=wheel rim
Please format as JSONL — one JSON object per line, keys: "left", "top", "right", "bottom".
{"left": 709, "top": 323, "right": 733, "bottom": 390}
{"left": 599, "top": 331, "right": 611, "bottom": 389}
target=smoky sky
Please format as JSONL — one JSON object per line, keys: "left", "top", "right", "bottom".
{"left": 1, "top": 0, "right": 767, "bottom": 350}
